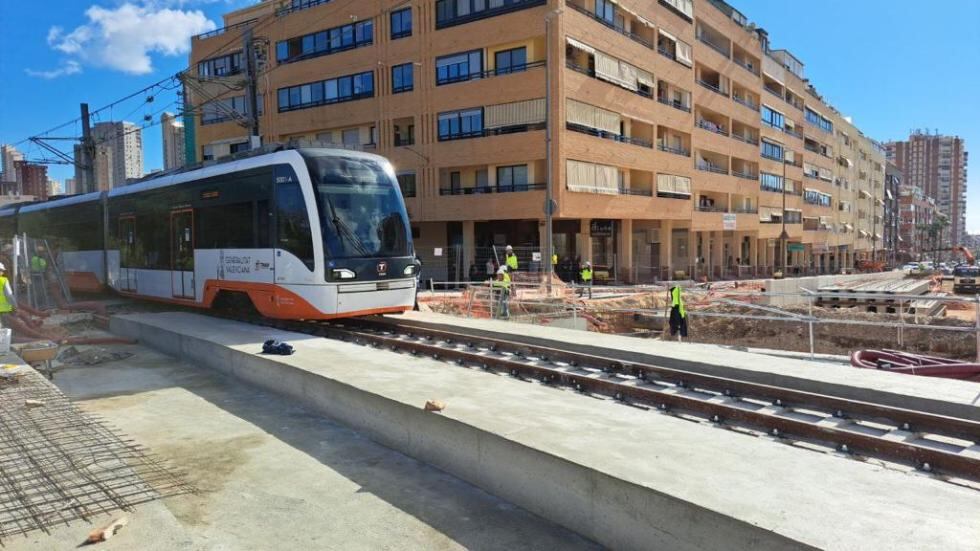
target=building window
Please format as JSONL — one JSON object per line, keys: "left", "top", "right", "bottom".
{"left": 201, "top": 95, "right": 264, "bottom": 125}
{"left": 394, "top": 122, "right": 415, "bottom": 146}
{"left": 276, "top": 20, "right": 373, "bottom": 64}
{"left": 198, "top": 52, "right": 243, "bottom": 77}
{"left": 436, "top": 50, "right": 483, "bottom": 85}
{"left": 761, "top": 105, "right": 784, "bottom": 129}
{"left": 397, "top": 172, "right": 417, "bottom": 197}
{"left": 805, "top": 107, "right": 833, "bottom": 133}
{"left": 229, "top": 142, "right": 250, "bottom": 154}
{"left": 497, "top": 165, "right": 528, "bottom": 192}
{"left": 494, "top": 47, "right": 527, "bottom": 75}
{"left": 761, "top": 140, "right": 783, "bottom": 161}
{"left": 392, "top": 63, "right": 414, "bottom": 93}
{"left": 391, "top": 8, "right": 412, "bottom": 39}
{"left": 760, "top": 172, "right": 783, "bottom": 192}
{"left": 594, "top": 0, "right": 616, "bottom": 24}
{"left": 435, "top": 0, "right": 546, "bottom": 29}
{"left": 438, "top": 108, "right": 483, "bottom": 141}
{"left": 277, "top": 71, "right": 374, "bottom": 112}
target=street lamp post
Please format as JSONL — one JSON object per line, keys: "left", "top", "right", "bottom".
{"left": 779, "top": 151, "right": 791, "bottom": 277}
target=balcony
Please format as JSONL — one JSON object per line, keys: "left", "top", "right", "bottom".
{"left": 565, "top": 61, "right": 653, "bottom": 98}
{"left": 439, "top": 122, "right": 545, "bottom": 142}
{"left": 732, "top": 94, "right": 758, "bottom": 111}
{"left": 731, "top": 120, "right": 759, "bottom": 145}
{"left": 440, "top": 182, "right": 547, "bottom": 195}
{"left": 696, "top": 23, "right": 730, "bottom": 59}
{"left": 732, "top": 44, "right": 760, "bottom": 76}
{"left": 436, "top": 0, "right": 546, "bottom": 29}
{"left": 566, "top": 1, "right": 653, "bottom": 49}
{"left": 566, "top": 122, "right": 653, "bottom": 148}
{"left": 438, "top": 60, "right": 545, "bottom": 86}
{"left": 696, "top": 151, "right": 729, "bottom": 175}
{"left": 657, "top": 96, "right": 691, "bottom": 113}
{"left": 698, "top": 78, "right": 728, "bottom": 97}
{"left": 697, "top": 118, "right": 728, "bottom": 136}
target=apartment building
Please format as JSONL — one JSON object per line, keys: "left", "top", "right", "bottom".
{"left": 161, "top": 112, "right": 187, "bottom": 170}
{"left": 74, "top": 121, "right": 144, "bottom": 191}
{"left": 898, "top": 184, "right": 938, "bottom": 261}
{"left": 883, "top": 162, "right": 902, "bottom": 264}
{"left": 14, "top": 161, "right": 49, "bottom": 201}
{"left": 187, "top": 0, "right": 884, "bottom": 281}
{"left": 886, "top": 132, "right": 968, "bottom": 247}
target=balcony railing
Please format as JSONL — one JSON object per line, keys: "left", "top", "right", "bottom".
{"left": 696, "top": 118, "right": 728, "bottom": 136}
{"left": 566, "top": 122, "right": 653, "bottom": 148}
{"left": 438, "top": 122, "right": 545, "bottom": 142}
{"left": 566, "top": 60, "right": 652, "bottom": 98}
{"left": 394, "top": 136, "right": 414, "bottom": 147}
{"left": 731, "top": 132, "right": 759, "bottom": 145}
{"left": 440, "top": 182, "right": 547, "bottom": 195}
{"left": 732, "top": 94, "right": 758, "bottom": 111}
{"left": 657, "top": 96, "right": 692, "bottom": 113}
{"left": 761, "top": 152, "right": 783, "bottom": 162}
{"left": 658, "top": 143, "right": 690, "bottom": 157}
{"left": 732, "top": 205, "right": 758, "bottom": 214}
{"left": 696, "top": 161, "right": 728, "bottom": 175}
{"left": 437, "top": 60, "right": 546, "bottom": 86}
{"left": 733, "top": 169, "right": 757, "bottom": 180}
{"left": 567, "top": 2, "right": 653, "bottom": 49}
{"left": 695, "top": 203, "right": 728, "bottom": 213}
{"left": 436, "top": 0, "right": 546, "bottom": 29}
{"left": 733, "top": 57, "right": 759, "bottom": 76}
{"left": 697, "top": 34, "right": 730, "bottom": 58}
{"left": 785, "top": 127, "right": 803, "bottom": 139}
{"left": 195, "top": 18, "right": 256, "bottom": 40}
{"left": 764, "top": 85, "right": 783, "bottom": 98}
{"left": 618, "top": 186, "right": 654, "bottom": 196}
{"left": 698, "top": 79, "right": 728, "bottom": 96}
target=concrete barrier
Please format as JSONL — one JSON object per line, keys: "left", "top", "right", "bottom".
{"left": 762, "top": 271, "right": 905, "bottom": 307}
{"left": 110, "top": 314, "right": 813, "bottom": 551}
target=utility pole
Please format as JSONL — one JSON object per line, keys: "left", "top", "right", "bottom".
{"left": 80, "top": 103, "right": 96, "bottom": 193}
{"left": 543, "top": 9, "right": 562, "bottom": 294}
{"left": 243, "top": 28, "right": 260, "bottom": 149}
{"left": 779, "top": 151, "right": 790, "bottom": 276}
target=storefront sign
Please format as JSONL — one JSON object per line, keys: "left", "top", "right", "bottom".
{"left": 590, "top": 219, "right": 614, "bottom": 237}
{"left": 722, "top": 213, "right": 737, "bottom": 230}
{"left": 788, "top": 243, "right": 805, "bottom": 253}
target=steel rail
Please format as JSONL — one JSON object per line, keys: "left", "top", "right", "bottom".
{"left": 233, "top": 315, "right": 980, "bottom": 482}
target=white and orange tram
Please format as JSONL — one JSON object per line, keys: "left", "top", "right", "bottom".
{"left": 0, "top": 147, "right": 418, "bottom": 319}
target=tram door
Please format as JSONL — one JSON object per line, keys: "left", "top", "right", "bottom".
{"left": 170, "top": 209, "right": 195, "bottom": 299}
{"left": 118, "top": 216, "right": 137, "bottom": 292}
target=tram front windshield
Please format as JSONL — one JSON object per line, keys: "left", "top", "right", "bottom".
{"left": 306, "top": 155, "right": 411, "bottom": 259}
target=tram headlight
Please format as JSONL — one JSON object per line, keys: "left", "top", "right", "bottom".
{"left": 332, "top": 268, "right": 357, "bottom": 280}
{"left": 403, "top": 264, "right": 417, "bottom": 276}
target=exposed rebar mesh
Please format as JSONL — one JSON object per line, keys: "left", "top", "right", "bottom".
{"left": 0, "top": 367, "right": 193, "bottom": 541}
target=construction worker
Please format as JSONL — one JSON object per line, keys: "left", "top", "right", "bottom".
{"left": 0, "top": 262, "right": 17, "bottom": 324}
{"left": 30, "top": 250, "right": 48, "bottom": 274}
{"left": 668, "top": 285, "right": 688, "bottom": 341}
{"left": 505, "top": 245, "right": 518, "bottom": 272}
{"left": 579, "top": 261, "right": 593, "bottom": 298}
{"left": 492, "top": 266, "right": 511, "bottom": 319}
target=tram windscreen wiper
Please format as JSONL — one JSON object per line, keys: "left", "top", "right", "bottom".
{"left": 319, "top": 191, "right": 372, "bottom": 257}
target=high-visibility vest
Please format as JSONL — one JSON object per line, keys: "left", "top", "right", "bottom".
{"left": 0, "top": 276, "right": 12, "bottom": 313}
{"left": 31, "top": 256, "right": 47, "bottom": 272}
{"left": 506, "top": 253, "right": 518, "bottom": 271}
{"left": 580, "top": 267, "right": 592, "bottom": 282}
{"left": 671, "top": 286, "right": 686, "bottom": 318}
{"left": 493, "top": 271, "right": 511, "bottom": 290}
{"left": 551, "top": 254, "right": 558, "bottom": 266}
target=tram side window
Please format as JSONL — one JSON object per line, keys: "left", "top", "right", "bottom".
{"left": 256, "top": 200, "right": 271, "bottom": 248}
{"left": 139, "top": 214, "right": 170, "bottom": 269}
{"left": 276, "top": 182, "right": 314, "bottom": 270}
{"left": 197, "top": 202, "right": 255, "bottom": 249}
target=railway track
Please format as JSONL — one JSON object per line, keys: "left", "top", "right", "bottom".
{"left": 236, "top": 313, "right": 980, "bottom": 483}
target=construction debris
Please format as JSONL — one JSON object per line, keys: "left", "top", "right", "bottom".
{"left": 84, "top": 516, "right": 129, "bottom": 545}
{"left": 56, "top": 346, "right": 133, "bottom": 366}
{"left": 24, "top": 399, "right": 45, "bottom": 408}
{"left": 424, "top": 399, "right": 446, "bottom": 412}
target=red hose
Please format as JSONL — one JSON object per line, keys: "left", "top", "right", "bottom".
{"left": 851, "top": 349, "right": 980, "bottom": 381}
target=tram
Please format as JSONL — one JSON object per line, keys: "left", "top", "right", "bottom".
{"left": 0, "top": 147, "right": 417, "bottom": 319}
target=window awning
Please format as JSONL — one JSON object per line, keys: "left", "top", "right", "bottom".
{"left": 658, "top": 28, "right": 677, "bottom": 42}
{"left": 844, "top": 223, "right": 854, "bottom": 231}
{"left": 656, "top": 174, "right": 691, "bottom": 197}
{"left": 566, "top": 37, "right": 594, "bottom": 54}
{"left": 676, "top": 40, "right": 693, "bottom": 67}
{"left": 636, "top": 69, "right": 654, "bottom": 87}
{"left": 607, "top": 0, "right": 654, "bottom": 27}
{"left": 858, "top": 189, "right": 871, "bottom": 199}
{"left": 874, "top": 233, "right": 882, "bottom": 240}
{"left": 784, "top": 208, "right": 802, "bottom": 213}
{"left": 876, "top": 198, "right": 885, "bottom": 206}
{"left": 485, "top": 98, "right": 545, "bottom": 129}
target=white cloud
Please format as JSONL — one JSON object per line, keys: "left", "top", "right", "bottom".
{"left": 25, "top": 60, "right": 83, "bottom": 79}
{"left": 45, "top": 2, "right": 217, "bottom": 75}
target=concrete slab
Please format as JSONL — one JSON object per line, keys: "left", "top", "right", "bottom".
{"left": 111, "top": 312, "right": 980, "bottom": 551}
{"left": 399, "top": 311, "right": 980, "bottom": 421}
{"left": 7, "top": 342, "right": 595, "bottom": 551}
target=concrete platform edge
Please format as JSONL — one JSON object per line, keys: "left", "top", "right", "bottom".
{"left": 109, "top": 314, "right": 812, "bottom": 551}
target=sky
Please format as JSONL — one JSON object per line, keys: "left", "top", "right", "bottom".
{"left": 0, "top": 0, "right": 977, "bottom": 232}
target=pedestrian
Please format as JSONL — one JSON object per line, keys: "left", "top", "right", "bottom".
{"left": 667, "top": 285, "right": 687, "bottom": 341}
{"left": 468, "top": 263, "right": 479, "bottom": 284}
{"left": 505, "top": 245, "right": 518, "bottom": 273}
{"left": 0, "top": 262, "right": 17, "bottom": 325}
{"left": 579, "top": 261, "right": 593, "bottom": 298}
{"left": 412, "top": 255, "right": 423, "bottom": 311}
{"left": 485, "top": 257, "right": 495, "bottom": 280}
{"left": 492, "top": 266, "right": 511, "bottom": 319}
